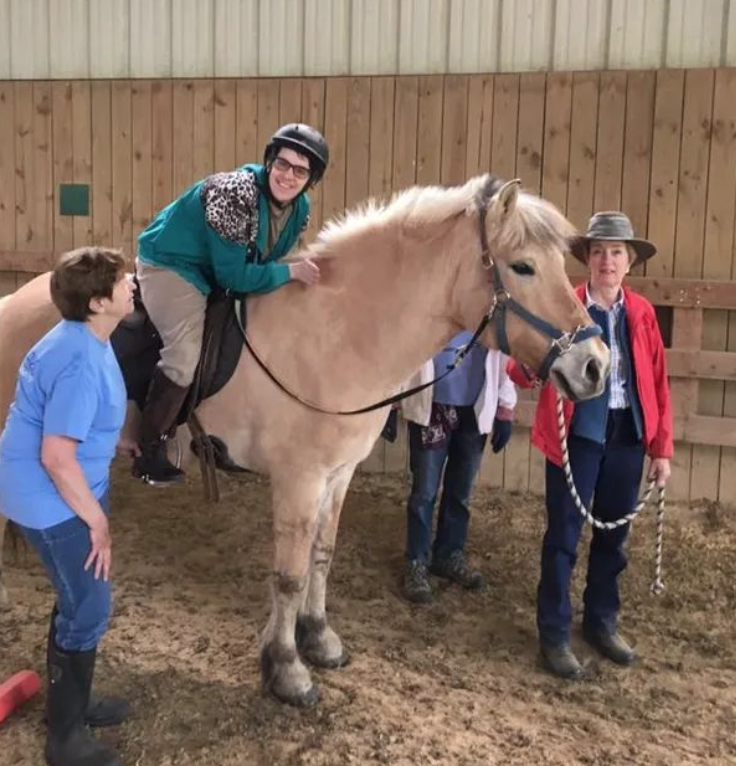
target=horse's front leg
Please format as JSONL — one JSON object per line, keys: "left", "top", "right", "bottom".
{"left": 296, "top": 464, "right": 355, "bottom": 670}
{"left": 260, "top": 472, "right": 325, "bottom": 707}
{"left": 0, "top": 515, "right": 9, "bottom": 609}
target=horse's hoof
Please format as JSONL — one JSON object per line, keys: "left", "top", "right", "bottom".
{"left": 296, "top": 619, "right": 348, "bottom": 670}
{"left": 271, "top": 682, "right": 320, "bottom": 708}
{"left": 304, "top": 649, "right": 350, "bottom": 670}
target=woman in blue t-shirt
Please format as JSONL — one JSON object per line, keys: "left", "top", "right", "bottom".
{"left": 0, "top": 247, "right": 134, "bottom": 766}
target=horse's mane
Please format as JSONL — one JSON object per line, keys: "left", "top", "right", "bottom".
{"left": 312, "top": 175, "right": 490, "bottom": 255}
{"left": 310, "top": 173, "right": 576, "bottom": 257}
{"left": 492, "top": 183, "right": 578, "bottom": 255}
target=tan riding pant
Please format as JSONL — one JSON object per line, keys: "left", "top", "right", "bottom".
{"left": 136, "top": 260, "right": 207, "bottom": 387}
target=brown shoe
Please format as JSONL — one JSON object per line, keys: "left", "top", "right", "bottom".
{"left": 430, "top": 551, "right": 485, "bottom": 590}
{"left": 583, "top": 627, "right": 635, "bottom": 666}
{"left": 540, "top": 642, "right": 585, "bottom": 680}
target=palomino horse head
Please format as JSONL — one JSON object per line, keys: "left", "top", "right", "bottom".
{"left": 451, "top": 177, "right": 609, "bottom": 401}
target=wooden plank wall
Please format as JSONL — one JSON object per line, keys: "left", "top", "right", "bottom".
{"left": 2, "top": 70, "right": 736, "bottom": 504}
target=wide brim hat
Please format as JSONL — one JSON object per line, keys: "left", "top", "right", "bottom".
{"left": 570, "top": 211, "right": 657, "bottom": 265}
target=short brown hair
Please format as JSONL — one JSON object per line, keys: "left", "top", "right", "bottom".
{"left": 50, "top": 247, "right": 127, "bottom": 321}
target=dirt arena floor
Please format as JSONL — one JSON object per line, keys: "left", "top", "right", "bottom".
{"left": 1, "top": 461, "right": 735, "bottom": 766}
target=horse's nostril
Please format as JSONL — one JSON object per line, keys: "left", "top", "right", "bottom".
{"left": 584, "top": 359, "right": 601, "bottom": 386}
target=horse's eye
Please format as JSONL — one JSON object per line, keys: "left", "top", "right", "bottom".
{"left": 510, "top": 261, "right": 535, "bottom": 276}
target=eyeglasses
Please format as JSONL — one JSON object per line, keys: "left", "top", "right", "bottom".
{"left": 271, "top": 156, "right": 311, "bottom": 181}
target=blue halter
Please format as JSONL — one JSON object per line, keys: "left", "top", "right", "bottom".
{"left": 468, "top": 185, "right": 602, "bottom": 380}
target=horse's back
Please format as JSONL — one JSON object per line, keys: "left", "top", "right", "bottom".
{"left": 0, "top": 274, "right": 59, "bottom": 430}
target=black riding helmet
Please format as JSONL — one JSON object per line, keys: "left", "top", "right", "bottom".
{"left": 263, "top": 123, "right": 329, "bottom": 187}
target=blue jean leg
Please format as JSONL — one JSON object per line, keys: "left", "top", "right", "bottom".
{"left": 433, "top": 407, "right": 487, "bottom": 563}
{"left": 405, "top": 422, "right": 448, "bottom": 564}
{"left": 538, "top": 437, "right": 603, "bottom": 646}
{"left": 21, "top": 510, "right": 112, "bottom": 652}
{"left": 583, "top": 412, "right": 644, "bottom": 634}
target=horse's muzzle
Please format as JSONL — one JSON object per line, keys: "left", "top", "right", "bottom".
{"left": 549, "top": 339, "right": 610, "bottom": 402}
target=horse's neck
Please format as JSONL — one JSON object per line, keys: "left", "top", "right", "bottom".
{"left": 247, "top": 219, "right": 476, "bottom": 404}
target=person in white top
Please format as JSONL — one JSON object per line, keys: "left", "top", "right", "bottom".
{"left": 399, "top": 334, "right": 517, "bottom": 603}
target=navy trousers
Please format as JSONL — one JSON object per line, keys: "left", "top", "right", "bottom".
{"left": 405, "top": 406, "right": 487, "bottom": 565}
{"left": 538, "top": 409, "right": 644, "bottom": 646}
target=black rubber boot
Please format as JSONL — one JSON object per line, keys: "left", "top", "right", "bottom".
{"left": 45, "top": 642, "right": 121, "bottom": 766}
{"left": 47, "top": 608, "right": 131, "bottom": 728}
{"left": 132, "top": 368, "right": 189, "bottom": 485}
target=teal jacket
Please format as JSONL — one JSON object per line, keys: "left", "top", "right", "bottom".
{"left": 138, "top": 164, "right": 310, "bottom": 296}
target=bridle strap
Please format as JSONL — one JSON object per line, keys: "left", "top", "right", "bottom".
{"left": 475, "top": 184, "right": 602, "bottom": 378}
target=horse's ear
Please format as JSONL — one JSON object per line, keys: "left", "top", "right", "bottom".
{"left": 494, "top": 179, "right": 521, "bottom": 216}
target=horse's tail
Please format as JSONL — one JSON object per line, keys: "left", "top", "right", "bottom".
{"left": 0, "top": 294, "right": 14, "bottom": 433}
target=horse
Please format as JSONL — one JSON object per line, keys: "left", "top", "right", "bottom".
{"left": 0, "top": 294, "right": 10, "bottom": 610}
{"left": 0, "top": 176, "right": 609, "bottom": 705}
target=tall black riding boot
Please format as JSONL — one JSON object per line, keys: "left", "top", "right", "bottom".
{"left": 46, "top": 642, "right": 121, "bottom": 766}
{"left": 132, "top": 367, "right": 190, "bottom": 485}
{"left": 47, "top": 608, "right": 131, "bottom": 728}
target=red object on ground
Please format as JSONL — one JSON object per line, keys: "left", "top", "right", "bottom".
{"left": 0, "top": 670, "right": 42, "bottom": 724}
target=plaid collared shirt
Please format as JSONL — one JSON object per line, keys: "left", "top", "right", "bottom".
{"left": 586, "top": 286, "right": 629, "bottom": 409}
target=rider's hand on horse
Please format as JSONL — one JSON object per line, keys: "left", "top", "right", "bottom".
{"left": 648, "top": 457, "right": 671, "bottom": 488}
{"left": 289, "top": 259, "right": 320, "bottom": 286}
{"left": 85, "top": 516, "right": 112, "bottom": 582}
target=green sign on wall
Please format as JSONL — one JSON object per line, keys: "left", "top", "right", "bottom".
{"left": 59, "top": 184, "right": 90, "bottom": 216}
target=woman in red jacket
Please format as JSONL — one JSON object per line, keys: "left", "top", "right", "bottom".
{"left": 509, "top": 211, "right": 673, "bottom": 680}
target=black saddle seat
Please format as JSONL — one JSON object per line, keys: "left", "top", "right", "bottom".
{"left": 110, "top": 288, "right": 245, "bottom": 425}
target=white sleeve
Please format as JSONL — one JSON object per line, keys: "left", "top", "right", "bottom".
{"left": 497, "top": 354, "right": 518, "bottom": 410}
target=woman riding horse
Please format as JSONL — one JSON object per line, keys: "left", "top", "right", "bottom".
{"left": 134, "top": 123, "right": 329, "bottom": 485}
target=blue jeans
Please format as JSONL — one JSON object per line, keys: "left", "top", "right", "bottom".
{"left": 538, "top": 409, "right": 644, "bottom": 646}
{"left": 20, "top": 498, "right": 112, "bottom": 652}
{"left": 405, "top": 406, "right": 487, "bottom": 565}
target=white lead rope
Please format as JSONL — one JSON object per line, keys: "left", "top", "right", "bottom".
{"left": 555, "top": 391, "right": 666, "bottom": 595}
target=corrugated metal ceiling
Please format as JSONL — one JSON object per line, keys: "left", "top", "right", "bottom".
{"left": 0, "top": 0, "right": 733, "bottom": 79}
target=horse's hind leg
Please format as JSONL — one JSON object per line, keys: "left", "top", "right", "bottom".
{"left": 296, "top": 463, "right": 355, "bottom": 670}
{"left": 0, "top": 515, "right": 9, "bottom": 610}
{"left": 260, "top": 472, "right": 324, "bottom": 707}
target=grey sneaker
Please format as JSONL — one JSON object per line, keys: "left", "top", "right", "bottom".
{"left": 430, "top": 551, "right": 485, "bottom": 590}
{"left": 403, "top": 561, "right": 433, "bottom": 604}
